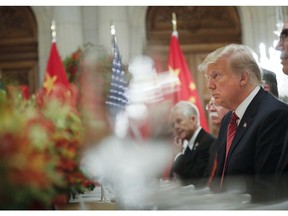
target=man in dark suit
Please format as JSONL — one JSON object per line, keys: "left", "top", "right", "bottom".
{"left": 274, "top": 21, "right": 288, "bottom": 202}
{"left": 261, "top": 68, "right": 279, "bottom": 98}
{"left": 204, "top": 97, "right": 229, "bottom": 187}
{"left": 276, "top": 20, "right": 288, "bottom": 75}
{"left": 198, "top": 44, "right": 288, "bottom": 203}
{"left": 169, "top": 101, "right": 216, "bottom": 188}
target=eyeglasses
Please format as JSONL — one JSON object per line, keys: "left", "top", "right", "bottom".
{"left": 279, "top": 29, "right": 288, "bottom": 43}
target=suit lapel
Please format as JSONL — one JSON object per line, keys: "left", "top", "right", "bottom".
{"left": 193, "top": 129, "right": 204, "bottom": 151}
{"left": 227, "top": 88, "right": 266, "bottom": 160}
{"left": 187, "top": 129, "right": 204, "bottom": 159}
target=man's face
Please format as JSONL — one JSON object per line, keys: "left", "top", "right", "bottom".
{"left": 205, "top": 58, "right": 242, "bottom": 110}
{"left": 170, "top": 109, "right": 196, "bottom": 141}
{"left": 206, "top": 98, "right": 229, "bottom": 125}
{"left": 275, "top": 22, "right": 288, "bottom": 75}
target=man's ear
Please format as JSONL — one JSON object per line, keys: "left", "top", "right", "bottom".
{"left": 239, "top": 71, "right": 249, "bottom": 86}
{"left": 263, "top": 83, "right": 271, "bottom": 92}
{"left": 191, "top": 116, "right": 196, "bottom": 122}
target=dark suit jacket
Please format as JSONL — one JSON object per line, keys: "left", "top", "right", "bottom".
{"left": 274, "top": 126, "right": 288, "bottom": 201}
{"left": 210, "top": 87, "right": 288, "bottom": 203}
{"left": 203, "top": 139, "right": 218, "bottom": 181}
{"left": 171, "top": 128, "right": 216, "bottom": 188}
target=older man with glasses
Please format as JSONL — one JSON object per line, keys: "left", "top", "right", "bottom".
{"left": 206, "top": 97, "right": 229, "bottom": 137}
{"left": 275, "top": 21, "right": 288, "bottom": 202}
{"left": 276, "top": 21, "right": 288, "bottom": 75}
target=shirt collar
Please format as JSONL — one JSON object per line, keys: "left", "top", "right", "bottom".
{"left": 188, "top": 126, "right": 201, "bottom": 150}
{"left": 235, "top": 85, "right": 260, "bottom": 124}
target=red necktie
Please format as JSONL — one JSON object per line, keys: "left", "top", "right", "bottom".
{"left": 220, "top": 112, "right": 239, "bottom": 189}
{"left": 225, "top": 112, "right": 239, "bottom": 158}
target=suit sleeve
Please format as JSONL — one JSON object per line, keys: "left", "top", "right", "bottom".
{"left": 184, "top": 139, "right": 214, "bottom": 179}
{"left": 253, "top": 109, "right": 288, "bottom": 202}
{"left": 171, "top": 154, "right": 188, "bottom": 177}
{"left": 171, "top": 136, "right": 215, "bottom": 182}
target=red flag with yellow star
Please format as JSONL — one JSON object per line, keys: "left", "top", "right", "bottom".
{"left": 168, "top": 32, "right": 209, "bottom": 132}
{"left": 43, "top": 42, "right": 70, "bottom": 95}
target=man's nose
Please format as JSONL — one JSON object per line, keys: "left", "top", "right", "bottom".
{"left": 275, "top": 39, "right": 283, "bottom": 51}
{"left": 210, "top": 106, "right": 217, "bottom": 112}
{"left": 207, "top": 79, "right": 215, "bottom": 89}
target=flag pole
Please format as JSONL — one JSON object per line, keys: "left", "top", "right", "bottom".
{"left": 171, "top": 13, "right": 178, "bottom": 37}
{"left": 110, "top": 23, "right": 117, "bottom": 55}
{"left": 110, "top": 22, "right": 116, "bottom": 43}
{"left": 172, "top": 12, "right": 177, "bottom": 32}
{"left": 110, "top": 23, "right": 116, "bottom": 36}
{"left": 51, "top": 20, "right": 56, "bottom": 43}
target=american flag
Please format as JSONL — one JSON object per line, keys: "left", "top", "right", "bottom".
{"left": 106, "top": 36, "right": 129, "bottom": 123}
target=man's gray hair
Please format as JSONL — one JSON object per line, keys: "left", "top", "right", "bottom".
{"left": 171, "top": 101, "right": 200, "bottom": 125}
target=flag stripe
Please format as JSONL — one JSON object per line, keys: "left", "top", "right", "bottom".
{"left": 106, "top": 37, "right": 129, "bottom": 121}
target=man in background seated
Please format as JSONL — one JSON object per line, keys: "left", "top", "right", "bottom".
{"left": 275, "top": 21, "right": 288, "bottom": 75}
{"left": 274, "top": 20, "right": 288, "bottom": 201}
{"left": 169, "top": 101, "right": 216, "bottom": 188}
{"left": 206, "top": 97, "right": 229, "bottom": 137}
{"left": 204, "top": 97, "right": 229, "bottom": 186}
{"left": 262, "top": 68, "right": 279, "bottom": 98}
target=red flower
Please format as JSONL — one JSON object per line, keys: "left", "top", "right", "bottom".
{"left": 0, "top": 133, "right": 20, "bottom": 156}
{"left": 26, "top": 115, "right": 55, "bottom": 134}
{"left": 64, "top": 48, "right": 82, "bottom": 83}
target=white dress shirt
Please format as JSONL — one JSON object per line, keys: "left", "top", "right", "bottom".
{"left": 235, "top": 85, "right": 260, "bottom": 125}
{"left": 174, "top": 126, "right": 201, "bottom": 161}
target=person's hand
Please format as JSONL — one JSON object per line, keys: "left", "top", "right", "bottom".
{"left": 172, "top": 136, "right": 183, "bottom": 156}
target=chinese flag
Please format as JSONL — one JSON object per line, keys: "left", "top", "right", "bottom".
{"left": 42, "top": 42, "right": 70, "bottom": 95}
{"left": 168, "top": 32, "right": 209, "bottom": 132}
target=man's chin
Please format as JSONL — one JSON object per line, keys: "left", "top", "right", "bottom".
{"left": 212, "top": 120, "right": 220, "bottom": 125}
{"left": 283, "top": 66, "right": 288, "bottom": 75}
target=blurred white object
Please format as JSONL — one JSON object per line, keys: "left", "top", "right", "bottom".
{"left": 125, "top": 103, "right": 148, "bottom": 123}
{"left": 114, "top": 111, "right": 129, "bottom": 139}
{"left": 128, "top": 55, "right": 157, "bottom": 83}
{"left": 127, "top": 55, "right": 179, "bottom": 104}
{"left": 80, "top": 135, "right": 172, "bottom": 209}
{"left": 157, "top": 71, "right": 180, "bottom": 95}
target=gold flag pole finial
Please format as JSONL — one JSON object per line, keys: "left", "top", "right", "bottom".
{"left": 172, "top": 12, "right": 177, "bottom": 32}
{"left": 51, "top": 20, "right": 56, "bottom": 42}
{"left": 110, "top": 22, "right": 117, "bottom": 45}
{"left": 111, "top": 23, "right": 116, "bottom": 36}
